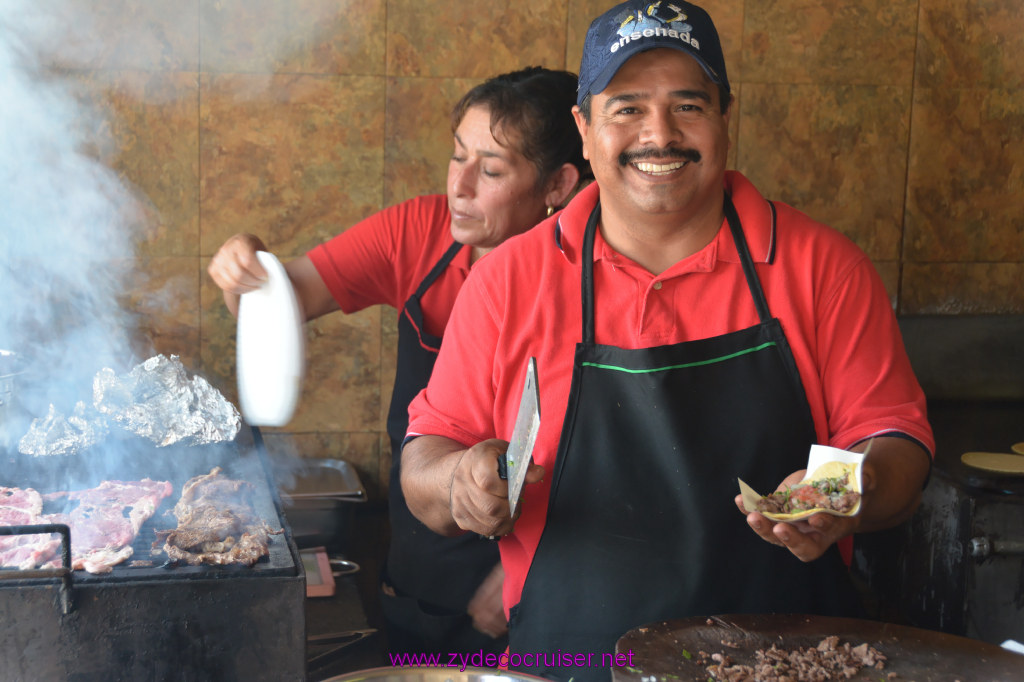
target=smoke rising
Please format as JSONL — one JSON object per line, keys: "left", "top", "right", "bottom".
{"left": 1, "top": 2, "right": 147, "bottom": 444}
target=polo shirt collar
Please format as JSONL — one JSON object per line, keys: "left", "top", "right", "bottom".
{"left": 554, "top": 171, "right": 776, "bottom": 268}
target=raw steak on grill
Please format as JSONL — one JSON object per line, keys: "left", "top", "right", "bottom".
{"left": 0, "top": 486, "right": 62, "bottom": 570}
{"left": 40, "top": 478, "right": 173, "bottom": 574}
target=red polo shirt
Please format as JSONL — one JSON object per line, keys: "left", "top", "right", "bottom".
{"left": 307, "top": 194, "right": 470, "bottom": 337}
{"left": 407, "top": 171, "right": 934, "bottom": 613}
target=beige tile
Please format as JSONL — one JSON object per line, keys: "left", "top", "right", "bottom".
{"left": 200, "top": 0, "right": 386, "bottom": 75}
{"left": 199, "top": 73, "right": 386, "bottom": 257}
{"left": 290, "top": 307, "right": 383, "bottom": 434}
{"left": 122, "top": 256, "right": 202, "bottom": 371}
{"left": 743, "top": 0, "right": 917, "bottom": 85}
{"left": 73, "top": 71, "right": 201, "bottom": 258}
{"left": 916, "top": 0, "right": 1024, "bottom": 89}
{"left": 736, "top": 83, "right": 911, "bottom": 260}
{"left": 199, "top": 264, "right": 239, "bottom": 404}
{"left": 700, "top": 0, "right": 747, "bottom": 82}
{"left": 902, "top": 263, "right": 1024, "bottom": 314}
{"left": 386, "top": 0, "right": 567, "bottom": 78}
{"left": 905, "top": 86, "right": 1024, "bottom": 262}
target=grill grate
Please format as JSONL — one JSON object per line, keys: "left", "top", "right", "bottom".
{"left": 1, "top": 426, "right": 298, "bottom": 584}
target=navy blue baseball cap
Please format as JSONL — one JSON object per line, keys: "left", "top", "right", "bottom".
{"left": 577, "top": 0, "right": 731, "bottom": 106}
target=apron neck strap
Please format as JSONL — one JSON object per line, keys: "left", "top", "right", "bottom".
{"left": 724, "top": 195, "right": 772, "bottom": 324}
{"left": 414, "top": 240, "right": 463, "bottom": 298}
{"left": 580, "top": 195, "right": 772, "bottom": 344}
{"left": 581, "top": 202, "right": 601, "bottom": 344}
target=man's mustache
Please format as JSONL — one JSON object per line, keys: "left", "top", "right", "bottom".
{"left": 619, "top": 147, "right": 701, "bottom": 166}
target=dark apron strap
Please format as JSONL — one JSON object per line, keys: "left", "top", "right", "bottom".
{"left": 582, "top": 196, "right": 771, "bottom": 340}
{"left": 416, "top": 240, "right": 463, "bottom": 300}
{"left": 384, "top": 237, "right": 498, "bottom": 618}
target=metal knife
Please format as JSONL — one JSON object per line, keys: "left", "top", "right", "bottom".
{"left": 497, "top": 357, "right": 540, "bottom": 518}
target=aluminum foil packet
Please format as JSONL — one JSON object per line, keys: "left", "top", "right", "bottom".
{"left": 19, "top": 354, "right": 240, "bottom": 455}
{"left": 93, "top": 354, "right": 241, "bottom": 447}
{"left": 17, "top": 401, "right": 108, "bottom": 456}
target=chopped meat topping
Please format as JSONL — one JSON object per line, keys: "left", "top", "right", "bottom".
{"left": 703, "top": 636, "right": 888, "bottom": 681}
{"left": 755, "top": 474, "right": 861, "bottom": 515}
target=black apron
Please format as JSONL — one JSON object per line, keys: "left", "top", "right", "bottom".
{"left": 382, "top": 239, "right": 504, "bottom": 654}
{"left": 508, "top": 198, "right": 860, "bottom": 681}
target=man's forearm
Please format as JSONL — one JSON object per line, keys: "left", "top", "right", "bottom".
{"left": 855, "top": 436, "right": 932, "bottom": 533}
{"left": 400, "top": 435, "right": 468, "bottom": 535}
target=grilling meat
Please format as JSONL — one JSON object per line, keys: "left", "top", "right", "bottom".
{"left": 1, "top": 479, "right": 173, "bottom": 574}
{"left": 42, "top": 478, "right": 174, "bottom": 573}
{"left": 0, "top": 486, "right": 43, "bottom": 522}
{"left": 155, "top": 467, "right": 281, "bottom": 566}
{"left": 0, "top": 486, "right": 62, "bottom": 570}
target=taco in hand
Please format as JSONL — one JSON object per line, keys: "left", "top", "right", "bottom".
{"left": 738, "top": 444, "right": 867, "bottom": 523}
{"left": 753, "top": 461, "right": 862, "bottom": 520}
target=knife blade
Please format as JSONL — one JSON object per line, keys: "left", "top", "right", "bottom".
{"left": 497, "top": 357, "right": 540, "bottom": 518}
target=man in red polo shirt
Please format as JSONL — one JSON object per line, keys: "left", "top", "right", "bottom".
{"left": 402, "top": 2, "right": 933, "bottom": 680}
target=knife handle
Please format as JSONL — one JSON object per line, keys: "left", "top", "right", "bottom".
{"left": 497, "top": 455, "right": 508, "bottom": 480}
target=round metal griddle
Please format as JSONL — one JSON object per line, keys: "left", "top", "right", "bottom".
{"left": 613, "top": 614, "right": 1024, "bottom": 682}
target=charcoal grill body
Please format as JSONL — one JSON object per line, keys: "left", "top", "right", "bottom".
{"left": 0, "top": 426, "right": 306, "bottom": 681}
{"left": 853, "top": 315, "right": 1024, "bottom": 646}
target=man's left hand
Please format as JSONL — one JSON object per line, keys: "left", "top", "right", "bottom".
{"left": 734, "top": 493, "right": 858, "bottom": 562}
{"left": 466, "top": 563, "right": 508, "bottom": 639}
{"left": 733, "top": 436, "right": 931, "bottom": 562}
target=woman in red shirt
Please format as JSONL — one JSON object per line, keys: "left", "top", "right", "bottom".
{"left": 208, "top": 66, "right": 589, "bottom": 656}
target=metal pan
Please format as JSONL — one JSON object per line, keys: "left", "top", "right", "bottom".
{"left": 613, "top": 614, "right": 1024, "bottom": 682}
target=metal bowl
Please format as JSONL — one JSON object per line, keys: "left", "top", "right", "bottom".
{"left": 321, "top": 666, "right": 552, "bottom": 682}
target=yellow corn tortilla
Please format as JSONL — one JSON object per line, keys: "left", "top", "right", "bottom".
{"left": 807, "top": 460, "right": 860, "bottom": 486}
{"left": 739, "top": 459, "right": 863, "bottom": 522}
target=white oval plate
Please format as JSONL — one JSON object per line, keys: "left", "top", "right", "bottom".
{"left": 236, "top": 251, "right": 305, "bottom": 426}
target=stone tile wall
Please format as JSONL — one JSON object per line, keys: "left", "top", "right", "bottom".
{"left": 37, "top": 0, "right": 1024, "bottom": 494}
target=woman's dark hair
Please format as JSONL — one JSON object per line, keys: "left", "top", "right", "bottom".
{"left": 451, "top": 66, "right": 591, "bottom": 187}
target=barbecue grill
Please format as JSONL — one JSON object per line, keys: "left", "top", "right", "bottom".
{"left": 0, "top": 424, "right": 306, "bottom": 681}
{"left": 853, "top": 314, "right": 1024, "bottom": 646}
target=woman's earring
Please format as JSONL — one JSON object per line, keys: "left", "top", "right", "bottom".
{"left": 546, "top": 205, "right": 555, "bottom": 217}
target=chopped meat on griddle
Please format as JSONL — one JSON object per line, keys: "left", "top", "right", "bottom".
{"left": 155, "top": 467, "right": 281, "bottom": 567}
{"left": 704, "top": 635, "right": 888, "bottom": 681}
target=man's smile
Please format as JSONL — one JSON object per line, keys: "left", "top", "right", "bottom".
{"left": 619, "top": 147, "right": 702, "bottom": 178}
{"left": 633, "top": 160, "right": 687, "bottom": 175}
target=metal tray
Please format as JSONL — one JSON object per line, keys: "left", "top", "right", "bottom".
{"left": 275, "top": 457, "right": 366, "bottom": 500}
